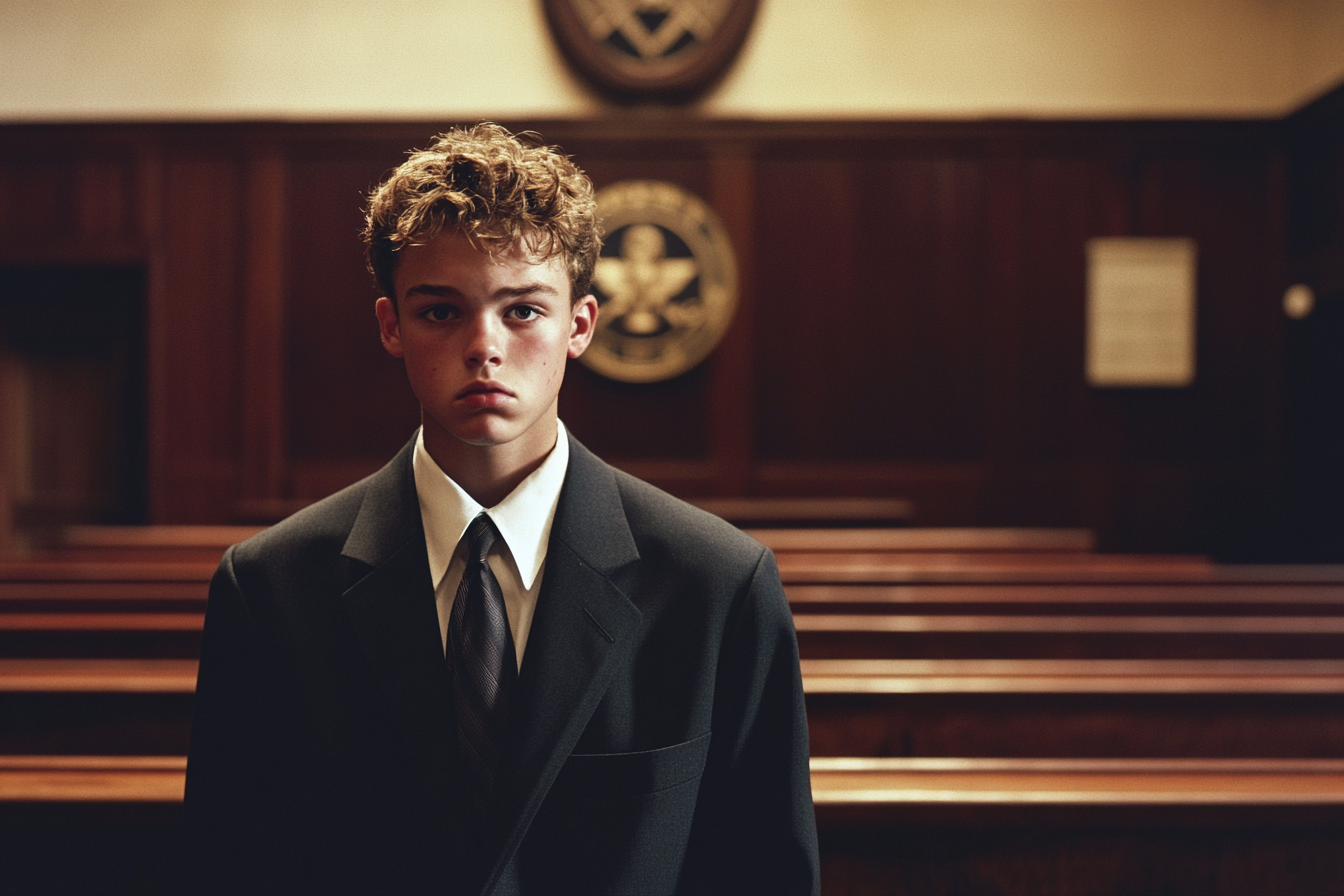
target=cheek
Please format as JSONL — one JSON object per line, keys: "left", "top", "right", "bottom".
{"left": 399, "top": 339, "right": 447, "bottom": 394}
{"left": 520, "top": 331, "right": 566, "bottom": 382}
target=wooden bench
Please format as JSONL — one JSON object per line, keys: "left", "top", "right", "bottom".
{"left": 812, "top": 759, "right": 1344, "bottom": 896}
{"left": 9, "top": 656, "right": 1343, "bottom": 696}
{"left": 8, "top": 754, "right": 1344, "bottom": 806}
{"left": 810, "top": 756, "right": 1344, "bottom": 805}
{"left": 748, "top": 528, "right": 1096, "bottom": 553}
{"left": 786, "top": 582, "right": 1344, "bottom": 614}
{"left": 5, "top": 657, "right": 1344, "bottom": 760}
{"left": 690, "top": 498, "right": 915, "bottom": 526}
{"left": 19, "top": 754, "right": 1343, "bottom": 896}
{"left": 802, "top": 658, "right": 1344, "bottom": 758}
{"left": 20, "top": 525, "right": 264, "bottom": 564}
{"left": 776, "top": 554, "right": 1344, "bottom": 584}
{"left": 0, "top": 660, "right": 197, "bottom": 755}
{"left": 0, "top": 754, "right": 187, "bottom": 802}
{"left": 793, "top": 612, "right": 1344, "bottom": 659}
{"left": 11, "top": 608, "right": 1344, "bottom": 661}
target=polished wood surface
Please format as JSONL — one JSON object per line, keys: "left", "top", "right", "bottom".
{"left": 777, "top": 556, "right": 1344, "bottom": 584}
{"left": 811, "top": 757, "right": 1344, "bottom": 805}
{"left": 9, "top": 656, "right": 1343, "bottom": 697}
{"left": 0, "top": 658, "right": 196, "bottom": 692}
{"left": 750, "top": 527, "right": 1095, "bottom": 552}
{"left": 9, "top": 755, "right": 1344, "bottom": 807}
{"left": 692, "top": 498, "right": 915, "bottom": 526}
{"left": 0, "top": 755, "right": 185, "bottom": 802}
{"left": 801, "top": 658, "right": 1344, "bottom": 692}
{"left": 787, "top": 582, "right": 1344, "bottom": 609}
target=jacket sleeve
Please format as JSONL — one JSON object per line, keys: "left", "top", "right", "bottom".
{"left": 684, "top": 547, "right": 821, "bottom": 895}
{"left": 184, "top": 546, "right": 298, "bottom": 895}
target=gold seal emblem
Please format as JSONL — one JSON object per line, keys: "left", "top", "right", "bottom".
{"left": 582, "top": 180, "right": 738, "bottom": 383}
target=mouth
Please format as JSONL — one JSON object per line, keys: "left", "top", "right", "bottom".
{"left": 456, "top": 381, "right": 515, "bottom": 407}
{"left": 457, "top": 381, "right": 513, "bottom": 398}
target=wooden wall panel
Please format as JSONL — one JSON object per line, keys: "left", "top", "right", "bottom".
{"left": 283, "top": 147, "right": 419, "bottom": 468}
{"left": 0, "top": 134, "right": 143, "bottom": 262}
{"left": 754, "top": 147, "right": 989, "bottom": 465}
{"left": 154, "top": 155, "right": 244, "bottom": 521}
{"left": 0, "top": 119, "right": 1303, "bottom": 555}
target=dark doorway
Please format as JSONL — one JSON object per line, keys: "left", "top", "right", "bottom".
{"left": 1282, "top": 289, "right": 1344, "bottom": 561}
{"left": 0, "top": 265, "right": 148, "bottom": 536}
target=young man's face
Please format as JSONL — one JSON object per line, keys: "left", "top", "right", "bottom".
{"left": 375, "top": 230, "right": 597, "bottom": 460}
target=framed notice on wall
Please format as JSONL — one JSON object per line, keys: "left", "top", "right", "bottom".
{"left": 1085, "top": 237, "right": 1197, "bottom": 388}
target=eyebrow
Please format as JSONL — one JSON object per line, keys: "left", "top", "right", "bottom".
{"left": 402, "top": 283, "right": 561, "bottom": 301}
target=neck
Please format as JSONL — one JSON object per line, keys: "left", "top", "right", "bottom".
{"left": 421, "top": 412, "right": 559, "bottom": 508}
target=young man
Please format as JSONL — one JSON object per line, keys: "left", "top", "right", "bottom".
{"left": 185, "top": 124, "right": 819, "bottom": 895}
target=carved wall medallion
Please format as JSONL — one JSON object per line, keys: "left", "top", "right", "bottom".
{"left": 542, "top": 0, "right": 760, "bottom": 102}
{"left": 582, "top": 180, "right": 738, "bottom": 383}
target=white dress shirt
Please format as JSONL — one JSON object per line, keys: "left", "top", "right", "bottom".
{"left": 412, "top": 420, "right": 570, "bottom": 671}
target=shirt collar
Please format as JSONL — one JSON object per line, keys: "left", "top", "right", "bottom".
{"left": 413, "top": 420, "right": 570, "bottom": 592}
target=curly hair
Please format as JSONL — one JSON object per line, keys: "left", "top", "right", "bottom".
{"left": 363, "top": 123, "right": 600, "bottom": 304}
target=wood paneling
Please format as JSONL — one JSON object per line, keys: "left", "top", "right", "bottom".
{"left": 156, "top": 154, "right": 244, "bottom": 521}
{"left": 283, "top": 143, "right": 419, "bottom": 465}
{"left": 0, "top": 120, "right": 1303, "bottom": 554}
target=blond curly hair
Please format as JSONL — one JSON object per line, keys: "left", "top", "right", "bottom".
{"left": 364, "top": 123, "right": 600, "bottom": 304}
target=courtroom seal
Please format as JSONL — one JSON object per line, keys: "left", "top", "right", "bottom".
{"left": 583, "top": 180, "right": 738, "bottom": 383}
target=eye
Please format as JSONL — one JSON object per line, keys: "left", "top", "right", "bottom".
{"left": 421, "top": 304, "right": 458, "bottom": 322}
{"left": 509, "top": 305, "right": 542, "bottom": 321}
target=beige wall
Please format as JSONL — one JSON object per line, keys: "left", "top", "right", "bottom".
{"left": 2, "top": 0, "right": 1343, "bottom": 121}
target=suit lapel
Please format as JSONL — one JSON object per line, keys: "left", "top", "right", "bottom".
{"left": 338, "top": 438, "right": 462, "bottom": 834}
{"left": 482, "top": 436, "right": 643, "bottom": 893}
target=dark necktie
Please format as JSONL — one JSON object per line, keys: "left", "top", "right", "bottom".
{"left": 448, "top": 513, "right": 518, "bottom": 817}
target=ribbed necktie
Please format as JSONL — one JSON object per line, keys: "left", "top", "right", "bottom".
{"left": 448, "top": 513, "right": 517, "bottom": 817}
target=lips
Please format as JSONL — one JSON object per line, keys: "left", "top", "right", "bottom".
{"left": 457, "top": 380, "right": 512, "bottom": 398}
{"left": 456, "top": 381, "right": 514, "bottom": 408}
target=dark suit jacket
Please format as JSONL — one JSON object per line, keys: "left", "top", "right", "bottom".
{"left": 185, "top": 433, "right": 819, "bottom": 895}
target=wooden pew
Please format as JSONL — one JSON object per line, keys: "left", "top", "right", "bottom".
{"left": 812, "top": 758, "right": 1344, "bottom": 896}
{"left": 12, "top": 607, "right": 1344, "bottom": 661}
{"left": 6, "top": 656, "right": 1344, "bottom": 761}
{"left": 5, "top": 755, "right": 1342, "bottom": 896}
{"left": 786, "top": 581, "right": 1344, "bottom": 615}
{"left": 9, "top": 754, "right": 1344, "bottom": 807}
{"left": 23, "top": 525, "right": 263, "bottom": 563}
{"left": 0, "top": 754, "right": 186, "bottom": 802}
{"left": 793, "top": 613, "right": 1344, "bottom": 659}
{"left": 774, "top": 552, "right": 1344, "bottom": 584}
{"left": 811, "top": 756, "right": 1344, "bottom": 804}
{"left": 0, "top": 660, "right": 196, "bottom": 755}
{"left": 803, "top": 658, "right": 1344, "bottom": 759}
{"left": 748, "top": 528, "right": 1097, "bottom": 553}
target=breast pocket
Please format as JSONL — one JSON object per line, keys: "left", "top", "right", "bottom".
{"left": 524, "top": 733, "right": 713, "bottom": 894}
{"left": 557, "top": 731, "right": 712, "bottom": 798}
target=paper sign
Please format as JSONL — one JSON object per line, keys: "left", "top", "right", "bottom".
{"left": 1086, "top": 238, "right": 1197, "bottom": 387}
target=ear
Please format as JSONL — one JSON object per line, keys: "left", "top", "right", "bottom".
{"left": 375, "top": 296, "right": 405, "bottom": 358}
{"left": 567, "top": 294, "right": 598, "bottom": 359}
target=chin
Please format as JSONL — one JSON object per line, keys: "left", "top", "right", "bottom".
{"left": 446, "top": 416, "right": 522, "bottom": 448}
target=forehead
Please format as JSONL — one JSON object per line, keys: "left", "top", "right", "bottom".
{"left": 393, "top": 230, "right": 567, "bottom": 297}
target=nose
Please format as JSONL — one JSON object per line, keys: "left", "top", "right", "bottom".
{"left": 463, "top": 312, "right": 503, "bottom": 370}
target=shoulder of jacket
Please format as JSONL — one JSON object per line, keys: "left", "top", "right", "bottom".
{"left": 227, "top": 473, "right": 372, "bottom": 573}
{"left": 609, "top": 466, "right": 767, "bottom": 567}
